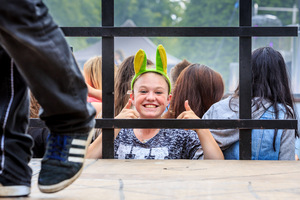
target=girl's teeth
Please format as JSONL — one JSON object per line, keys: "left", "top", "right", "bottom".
{"left": 145, "top": 105, "right": 156, "bottom": 108}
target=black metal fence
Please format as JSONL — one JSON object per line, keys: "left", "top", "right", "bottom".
{"left": 30, "top": 0, "right": 298, "bottom": 159}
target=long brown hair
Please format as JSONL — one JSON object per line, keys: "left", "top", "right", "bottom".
{"left": 114, "top": 56, "right": 153, "bottom": 116}
{"left": 233, "top": 47, "right": 298, "bottom": 149}
{"left": 166, "top": 64, "right": 224, "bottom": 118}
{"left": 30, "top": 92, "right": 40, "bottom": 118}
{"left": 233, "top": 47, "right": 295, "bottom": 117}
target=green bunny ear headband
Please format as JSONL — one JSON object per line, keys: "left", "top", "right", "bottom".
{"left": 131, "top": 44, "right": 171, "bottom": 94}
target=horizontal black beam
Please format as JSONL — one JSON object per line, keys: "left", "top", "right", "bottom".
{"left": 61, "top": 27, "right": 298, "bottom": 37}
{"left": 294, "top": 93, "right": 300, "bottom": 99}
{"left": 29, "top": 119, "right": 297, "bottom": 129}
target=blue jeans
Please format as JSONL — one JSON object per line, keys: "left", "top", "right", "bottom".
{"left": 0, "top": 0, "right": 95, "bottom": 186}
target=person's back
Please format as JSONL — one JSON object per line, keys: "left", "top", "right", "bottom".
{"left": 252, "top": 103, "right": 286, "bottom": 160}
{"left": 203, "top": 47, "right": 297, "bottom": 160}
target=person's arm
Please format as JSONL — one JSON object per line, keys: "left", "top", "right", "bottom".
{"left": 194, "top": 129, "right": 224, "bottom": 160}
{"left": 177, "top": 100, "right": 224, "bottom": 160}
{"left": 279, "top": 129, "right": 295, "bottom": 160}
{"left": 201, "top": 97, "right": 239, "bottom": 149}
{"left": 114, "top": 99, "right": 139, "bottom": 138}
{"left": 87, "top": 99, "right": 139, "bottom": 158}
{"left": 91, "top": 102, "right": 102, "bottom": 117}
{"left": 87, "top": 84, "right": 102, "bottom": 101}
{"left": 87, "top": 133, "right": 103, "bottom": 159}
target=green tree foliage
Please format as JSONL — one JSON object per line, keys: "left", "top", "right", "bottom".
{"left": 180, "top": 0, "right": 239, "bottom": 27}
{"left": 44, "top": 0, "right": 101, "bottom": 26}
{"left": 173, "top": 0, "right": 240, "bottom": 87}
{"left": 114, "top": 0, "right": 185, "bottom": 52}
{"left": 172, "top": 0, "right": 298, "bottom": 88}
{"left": 43, "top": 0, "right": 298, "bottom": 91}
{"left": 114, "top": 0, "right": 184, "bottom": 27}
{"left": 254, "top": 0, "right": 297, "bottom": 25}
{"left": 44, "top": 0, "right": 101, "bottom": 50}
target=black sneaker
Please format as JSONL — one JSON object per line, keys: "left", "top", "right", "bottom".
{"left": 0, "top": 176, "right": 30, "bottom": 197}
{"left": 38, "top": 129, "right": 94, "bottom": 193}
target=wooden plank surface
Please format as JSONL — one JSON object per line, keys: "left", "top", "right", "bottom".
{"left": 14, "top": 159, "right": 300, "bottom": 199}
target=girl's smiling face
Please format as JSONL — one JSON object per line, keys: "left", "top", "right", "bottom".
{"left": 131, "top": 72, "right": 171, "bottom": 119}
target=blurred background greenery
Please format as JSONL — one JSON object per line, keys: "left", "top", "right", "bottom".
{"left": 44, "top": 0, "right": 299, "bottom": 93}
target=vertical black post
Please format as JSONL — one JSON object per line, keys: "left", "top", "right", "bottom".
{"left": 102, "top": 0, "right": 114, "bottom": 158}
{"left": 239, "top": 0, "right": 252, "bottom": 160}
{"left": 298, "top": 0, "right": 300, "bottom": 24}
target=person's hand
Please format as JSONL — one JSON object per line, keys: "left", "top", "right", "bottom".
{"left": 177, "top": 100, "right": 200, "bottom": 120}
{"left": 114, "top": 99, "right": 139, "bottom": 139}
{"left": 177, "top": 100, "right": 199, "bottom": 131}
{"left": 115, "top": 99, "right": 139, "bottom": 119}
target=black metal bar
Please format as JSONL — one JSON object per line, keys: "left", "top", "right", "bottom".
{"left": 102, "top": 0, "right": 114, "bottom": 159}
{"left": 239, "top": 0, "right": 252, "bottom": 160}
{"left": 61, "top": 27, "right": 298, "bottom": 37}
{"left": 29, "top": 119, "right": 298, "bottom": 130}
{"left": 239, "top": 39, "right": 252, "bottom": 108}
{"left": 295, "top": 93, "right": 300, "bottom": 102}
{"left": 240, "top": 1, "right": 252, "bottom": 26}
{"left": 239, "top": 37, "right": 252, "bottom": 160}
{"left": 299, "top": 0, "right": 300, "bottom": 25}
{"left": 101, "top": 37, "right": 115, "bottom": 118}
{"left": 102, "top": 0, "right": 114, "bottom": 26}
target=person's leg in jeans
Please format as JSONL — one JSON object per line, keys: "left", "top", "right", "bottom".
{"left": 0, "top": 0, "right": 96, "bottom": 196}
{"left": 0, "top": 48, "right": 33, "bottom": 197}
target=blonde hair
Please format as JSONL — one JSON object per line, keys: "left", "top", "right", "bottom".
{"left": 83, "top": 56, "right": 102, "bottom": 90}
{"left": 30, "top": 92, "right": 40, "bottom": 118}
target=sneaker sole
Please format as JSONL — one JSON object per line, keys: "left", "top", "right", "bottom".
{"left": 0, "top": 185, "right": 30, "bottom": 197}
{"left": 38, "top": 128, "right": 94, "bottom": 193}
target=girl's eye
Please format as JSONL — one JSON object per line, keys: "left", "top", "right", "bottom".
{"left": 155, "top": 91, "right": 163, "bottom": 94}
{"left": 140, "top": 90, "right": 147, "bottom": 94}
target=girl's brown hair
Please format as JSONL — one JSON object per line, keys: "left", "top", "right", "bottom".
{"left": 166, "top": 64, "right": 224, "bottom": 118}
{"left": 30, "top": 92, "right": 40, "bottom": 118}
